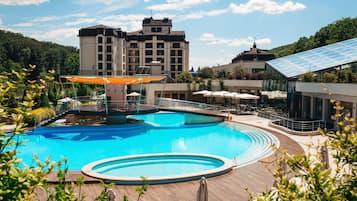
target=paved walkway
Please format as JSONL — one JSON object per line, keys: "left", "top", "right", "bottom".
{"left": 231, "top": 114, "right": 334, "bottom": 169}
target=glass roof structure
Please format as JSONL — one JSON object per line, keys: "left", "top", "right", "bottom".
{"left": 267, "top": 37, "right": 357, "bottom": 78}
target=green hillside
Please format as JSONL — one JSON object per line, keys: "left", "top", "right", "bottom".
{"left": 0, "top": 30, "right": 79, "bottom": 75}
{"left": 271, "top": 17, "right": 357, "bottom": 57}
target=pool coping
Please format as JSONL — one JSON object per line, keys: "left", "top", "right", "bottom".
{"left": 81, "top": 153, "right": 236, "bottom": 185}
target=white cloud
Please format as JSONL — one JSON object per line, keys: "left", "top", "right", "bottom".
{"left": 229, "top": 0, "right": 306, "bottom": 15}
{"left": 144, "top": 0, "right": 151, "bottom": 2}
{"left": 0, "top": 0, "right": 48, "bottom": 6}
{"left": 65, "top": 18, "right": 97, "bottom": 26}
{"left": 13, "top": 22, "right": 34, "bottom": 27}
{"left": 30, "top": 28, "right": 78, "bottom": 42}
{"left": 200, "top": 33, "right": 272, "bottom": 47}
{"left": 97, "top": 14, "right": 145, "bottom": 31}
{"left": 177, "top": 8, "right": 228, "bottom": 21}
{"left": 0, "top": 18, "right": 3, "bottom": 27}
{"left": 147, "top": 0, "right": 211, "bottom": 11}
{"left": 73, "top": 0, "right": 139, "bottom": 12}
{"left": 32, "top": 13, "right": 87, "bottom": 22}
{"left": 97, "top": 13, "right": 174, "bottom": 31}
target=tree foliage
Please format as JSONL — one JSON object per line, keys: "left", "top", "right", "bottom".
{"left": 253, "top": 100, "right": 357, "bottom": 201}
{"left": 271, "top": 17, "right": 357, "bottom": 57}
{"left": 176, "top": 71, "right": 193, "bottom": 83}
{"left": 0, "top": 30, "right": 79, "bottom": 76}
{"left": 0, "top": 66, "right": 147, "bottom": 200}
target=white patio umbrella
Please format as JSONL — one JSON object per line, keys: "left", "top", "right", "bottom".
{"left": 126, "top": 92, "right": 141, "bottom": 97}
{"left": 203, "top": 91, "right": 230, "bottom": 98}
{"left": 197, "top": 177, "right": 208, "bottom": 201}
{"left": 57, "top": 97, "right": 81, "bottom": 104}
{"left": 261, "top": 91, "right": 287, "bottom": 99}
{"left": 236, "top": 93, "right": 259, "bottom": 99}
{"left": 193, "top": 90, "right": 210, "bottom": 95}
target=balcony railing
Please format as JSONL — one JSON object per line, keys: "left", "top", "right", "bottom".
{"left": 157, "top": 98, "right": 228, "bottom": 113}
{"left": 258, "top": 111, "right": 325, "bottom": 131}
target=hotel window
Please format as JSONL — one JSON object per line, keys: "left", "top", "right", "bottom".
{"left": 98, "top": 62, "right": 103, "bottom": 69}
{"left": 106, "top": 46, "right": 112, "bottom": 52}
{"left": 130, "top": 43, "right": 138, "bottom": 48}
{"left": 157, "top": 43, "right": 164, "bottom": 48}
{"left": 98, "top": 72, "right": 103, "bottom": 76}
{"left": 145, "top": 43, "right": 153, "bottom": 48}
{"left": 173, "top": 42, "right": 180, "bottom": 48}
{"left": 145, "top": 50, "right": 153, "bottom": 55}
{"left": 178, "top": 50, "right": 183, "bottom": 56}
{"left": 157, "top": 57, "right": 164, "bottom": 63}
{"left": 98, "top": 54, "right": 103, "bottom": 61}
{"left": 178, "top": 58, "right": 182, "bottom": 63}
{"left": 106, "top": 54, "right": 112, "bottom": 61}
{"left": 106, "top": 37, "right": 112, "bottom": 44}
{"left": 178, "top": 65, "right": 182, "bottom": 71}
{"left": 107, "top": 72, "right": 112, "bottom": 76}
{"left": 171, "top": 57, "right": 176, "bottom": 63}
{"left": 98, "top": 45, "right": 103, "bottom": 52}
{"left": 157, "top": 50, "right": 164, "bottom": 56}
{"left": 151, "top": 27, "right": 162, "bottom": 32}
{"left": 170, "top": 65, "right": 176, "bottom": 71}
{"left": 171, "top": 73, "right": 176, "bottom": 79}
{"left": 161, "top": 66, "right": 164, "bottom": 71}
{"left": 170, "top": 50, "right": 175, "bottom": 56}
{"left": 145, "top": 57, "right": 152, "bottom": 63}
{"left": 97, "top": 37, "right": 103, "bottom": 43}
{"left": 106, "top": 63, "right": 112, "bottom": 70}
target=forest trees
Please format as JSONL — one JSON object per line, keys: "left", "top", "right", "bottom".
{"left": 271, "top": 17, "right": 357, "bottom": 57}
{"left": 0, "top": 30, "right": 79, "bottom": 76}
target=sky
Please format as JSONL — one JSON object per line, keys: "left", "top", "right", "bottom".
{"left": 0, "top": 0, "right": 356, "bottom": 69}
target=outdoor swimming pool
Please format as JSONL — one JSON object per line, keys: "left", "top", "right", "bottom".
{"left": 18, "top": 111, "right": 279, "bottom": 173}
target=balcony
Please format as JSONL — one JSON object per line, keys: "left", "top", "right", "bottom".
{"left": 295, "top": 82, "right": 357, "bottom": 97}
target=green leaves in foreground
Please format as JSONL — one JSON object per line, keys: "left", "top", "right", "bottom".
{"left": 253, "top": 100, "right": 356, "bottom": 201}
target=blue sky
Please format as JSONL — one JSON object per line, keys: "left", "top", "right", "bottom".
{"left": 0, "top": 0, "right": 356, "bottom": 68}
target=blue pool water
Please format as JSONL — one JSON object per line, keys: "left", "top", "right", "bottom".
{"left": 17, "top": 111, "right": 279, "bottom": 170}
{"left": 93, "top": 155, "right": 224, "bottom": 177}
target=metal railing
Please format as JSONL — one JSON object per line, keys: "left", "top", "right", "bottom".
{"left": 157, "top": 98, "right": 228, "bottom": 112}
{"left": 258, "top": 111, "right": 325, "bottom": 131}
{"left": 59, "top": 99, "right": 156, "bottom": 114}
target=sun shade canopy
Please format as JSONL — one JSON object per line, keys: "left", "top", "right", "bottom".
{"left": 267, "top": 37, "right": 357, "bottom": 78}
{"left": 63, "top": 76, "right": 165, "bottom": 85}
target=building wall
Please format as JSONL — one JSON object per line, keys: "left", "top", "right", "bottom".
{"left": 211, "top": 61, "right": 265, "bottom": 75}
{"left": 294, "top": 82, "right": 357, "bottom": 122}
{"left": 79, "top": 37, "right": 96, "bottom": 75}
{"left": 79, "top": 19, "right": 189, "bottom": 77}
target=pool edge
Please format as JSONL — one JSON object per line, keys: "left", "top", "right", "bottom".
{"left": 81, "top": 153, "right": 235, "bottom": 185}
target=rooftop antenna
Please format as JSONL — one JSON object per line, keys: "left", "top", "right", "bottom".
{"left": 253, "top": 37, "right": 257, "bottom": 48}
{"left": 150, "top": 9, "right": 153, "bottom": 18}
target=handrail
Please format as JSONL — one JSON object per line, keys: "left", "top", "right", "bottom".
{"left": 258, "top": 111, "right": 325, "bottom": 131}
{"left": 57, "top": 99, "right": 154, "bottom": 113}
{"left": 157, "top": 98, "right": 228, "bottom": 112}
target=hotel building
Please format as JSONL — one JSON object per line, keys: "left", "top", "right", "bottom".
{"left": 78, "top": 17, "right": 189, "bottom": 78}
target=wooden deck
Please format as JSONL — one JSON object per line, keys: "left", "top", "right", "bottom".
{"left": 37, "top": 126, "right": 303, "bottom": 201}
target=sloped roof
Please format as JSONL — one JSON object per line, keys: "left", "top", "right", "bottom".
{"left": 267, "top": 37, "right": 357, "bottom": 78}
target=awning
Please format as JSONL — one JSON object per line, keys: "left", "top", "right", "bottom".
{"left": 63, "top": 76, "right": 165, "bottom": 85}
